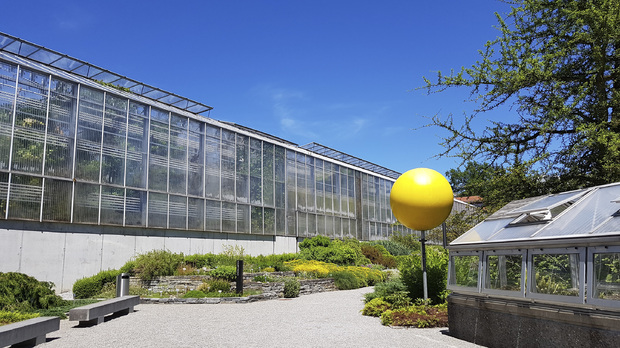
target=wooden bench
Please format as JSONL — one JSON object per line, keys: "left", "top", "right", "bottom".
{"left": 69, "top": 295, "right": 140, "bottom": 326}
{"left": 0, "top": 316, "right": 60, "bottom": 347}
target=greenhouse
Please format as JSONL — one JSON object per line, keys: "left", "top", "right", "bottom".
{"left": 447, "top": 182, "right": 620, "bottom": 347}
{"left": 0, "top": 32, "right": 424, "bottom": 293}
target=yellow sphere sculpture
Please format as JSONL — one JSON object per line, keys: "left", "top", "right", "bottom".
{"left": 390, "top": 168, "right": 454, "bottom": 231}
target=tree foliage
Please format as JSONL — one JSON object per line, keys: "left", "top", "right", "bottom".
{"left": 424, "top": 0, "right": 620, "bottom": 191}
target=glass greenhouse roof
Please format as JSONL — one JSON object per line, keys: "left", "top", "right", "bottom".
{"left": 301, "top": 142, "right": 401, "bottom": 180}
{"left": 0, "top": 32, "right": 212, "bottom": 114}
{"left": 451, "top": 182, "right": 620, "bottom": 246}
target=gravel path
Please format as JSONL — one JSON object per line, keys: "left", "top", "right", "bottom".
{"left": 42, "top": 287, "right": 481, "bottom": 348}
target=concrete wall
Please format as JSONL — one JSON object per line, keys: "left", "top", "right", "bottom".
{"left": 448, "top": 293, "right": 620, "bottom": 347}
{"left": 0, "top": 220, "right": 299, "bottom": 294}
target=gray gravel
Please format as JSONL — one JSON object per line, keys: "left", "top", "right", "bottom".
{"left": 42, "top": 287, "right": 481, "bottom": 348}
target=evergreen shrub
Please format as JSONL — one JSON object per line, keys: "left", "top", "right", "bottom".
{"left": 0, "top": 272, "right": 66, "bottom": 312}
{"left": 133, "top": 250, "right": 184, "bottom": 281}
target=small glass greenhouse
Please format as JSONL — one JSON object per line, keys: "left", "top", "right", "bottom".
{"left": 448, "top": 182, "right": 620, "bottom": 308}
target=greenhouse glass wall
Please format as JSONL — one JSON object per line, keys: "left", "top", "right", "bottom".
{"left": 447, "top": 182, "right": 620, "bottom": 347}
{"left": 0, "top": 32, "right": 416, "bottom": 292}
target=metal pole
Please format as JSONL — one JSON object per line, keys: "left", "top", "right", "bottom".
{"left": 442, "top": 222, "right": 447, "bottom": 249}
{"left": 236, "top": 260, "right": 244, "bottom": 295}
{"left": 420, "top": 230, "right": 428, "bottom": 301}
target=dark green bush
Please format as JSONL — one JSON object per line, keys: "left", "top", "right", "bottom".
{"left": 183, "top": 290, "right": 207, "bottom": 298}
{"left": 133, "top": 250, "right": 184, "bottom": 281}
{"left": 283, "top": 278, "right": 300, "bottom": 298}
{"left": 299, "top": 237, "right": 368, "bottom": 266}
{"left": 0, "top": 272, "right": 67, "bottom": 312}
{"left": 389, "top": 233, "right": 421, "bottom": 252}
{"left": 119, "top": 260, "right": 136, "bottom": 275}
{"left": 72, "top": 269, "right": 121, "bottom": 299}
{"left": 364, "top": 277, "right": 408, "bottom": 303}
{"left": 331, "top": 271, "right": 366, "bottom": 290}
{"left": 209, "top": 266, "right": 236, "bottom": 281}
{"left": 399, "top": 246, "right": 448, "bottom": 304}
{"left": 299, "top": 235, "right": 331, "bottom": 249}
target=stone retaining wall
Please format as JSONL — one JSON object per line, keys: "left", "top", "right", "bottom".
{"left": 136, "top": 275, "right": 336, "bottom": 304}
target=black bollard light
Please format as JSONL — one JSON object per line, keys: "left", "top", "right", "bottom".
{"left": 236, "top": 260, "right": 244, "bottom": 295}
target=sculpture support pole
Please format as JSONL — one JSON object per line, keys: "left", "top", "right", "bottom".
{"left": 420, "top": 230, "right": 428, "bottom": 301}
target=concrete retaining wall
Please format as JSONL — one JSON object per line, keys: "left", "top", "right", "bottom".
{"left": 0, "top": 220, "right": 299, "bottom": 294}
{"left": 448, "top": 293, "right": 620, "bottom": 347}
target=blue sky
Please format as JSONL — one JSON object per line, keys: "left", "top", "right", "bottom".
{"left": 2, "top": 0, "right": 512, "bottom": 176}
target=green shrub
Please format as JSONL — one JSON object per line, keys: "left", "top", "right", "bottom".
{"left": 299, "top": 237, "right": 369, "bottom": 266}
{"left": 0, "top": 272, "right": 67, "bottom": 312}
{"left": 362, "top": 298, "right": 391, "bottom": 317}
{"left": 364, "top": 277, "right": 408, "bottom": 303}
{"left": 399, "top": 246, "right": 448, "bottom": 304}
{"left": 72, "top": 269, "right": 121, "bottom": 299}
{"left": 299, "top": 235, "right": 332, "bottom": 249}
{"left": 133, "top": 250, "right": 184, "bottom": 281}
{"left": 0, "top": 310, "right": 40, "bottom": 325}
{"left": 72, "top": 277, "right": 102, "bottom": 300}
{"left": 253, "top": 274, "right": 276, "bottom": 282}
{"left": 370, "top": 240, "right": 415, "bottom": 256}
{"left": 331, "top": 271, "right": 366, "bottom": 290}
{"left": 198, "top": 279, "right": 231, "bottom": 293}
{"left": 119, "top": 260, "right": 136, "bottom": 275}
{"left": 209, "top": 266, "right": 237, "bottom": 281}
{"left": 389, "top": 232, "right": 421, "bottom": 252}
{"left": 184, "top": 253, "right": 217, "bottom": 269}
{"left": 283, "top": 278, "right": 300, "bottom": 298}
{"left": 183, "top": 290, "right": 207, "bottom": 298}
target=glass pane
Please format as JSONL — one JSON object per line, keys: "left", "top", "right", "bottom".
{"left": 275, "top": 208, "right": 285, "bottom": 236}
{"left": 8, "top": 174, "right": 41, "bottom": 220}
{"left": 450, "top": 255, "right": 479, "bottom": 288}
{"left": 42, "top": 178, "right": 71, "bottom": 222}
{"left": 101, "top": 95, "right": 127, "bottom": 185}
{"left": 75, "top": 87, "right": 103, "bottom": 182}
{"left": 315, "top": 159, "right": 324, "bottom": 213}
{"left": 236, "top": 134, "right": 249, "bottom": 203}
{"left": 205, "top": 199, "right": 221, "bottom": 231}
{"left": 274, "top": 146, "right": 285, "bottom": 209}
{"left": 264, "top": 207, "right": 275, "bottom": 235}
{"left": 100, "top": 185, "right": 124, "bottom": 225}
{"left": 298, "top": 212, "right": 307, "bottom": 237}
{"left": 222, "top": 201, "right": 236, "bottom": 232}
{"left": 73, "top": 182, "right": 99, "bottom": 224}
{"left": 148, "top": 192, "right": 168, "bottom": 228}
{"left": 12, "top": 68, "right": 48, "bottom": 174}
{"left": 205, "top": 125, "right": 220, "bottom": 199}
{"left": 0, "top": 61, "right": 17, "bottom": 170}
{"left": 45, "top": 78, "right": 77, "bottom": 178}
{"left": 296, "top": 153, "right": 306, "bottom": 211}
{"left": 485, "top": 255, "right": 522, "bottom": 291}
{"left": 237, "top": 203, "right": 249, "bottom": 233}
{"left": 262, "top": 142, "right": 274, "bottom": 206}
{"left": 220, "top": 130, "right": 235, "bottom": 201}
{"left": 169, "top": 194, "right": 187, "bottom": 229}
{"left": 0, "top": 172, "right": 8, "bottom": 218}
{"left": 188, "top": 120, "right": 204, "bottom": 197}
{"left": 126, "top": 102, "right": 148, "bottom": 188}
{"left": 532, "top": 253, "right": 579, "bottom": 296}
{"left": 593, "top": 252, "right": 620, "bottom": 300}
{"left": 125, "top": 189, "right": 146, "bottom": 227}
{"left": 251, "top": 206, "right": 263, "bottom": 234}
{"left": 188, "top": 197, "right": 204, "bottom": 231}
{"left": 169, "top": 114, "right": 187, "bottom": 194}
{"left": 250, "top": 138, "right": 262, "bottom": 205}
{"left": 148, "top": 108, "right": 168, "bottom": 191}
